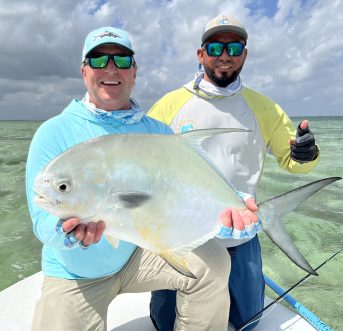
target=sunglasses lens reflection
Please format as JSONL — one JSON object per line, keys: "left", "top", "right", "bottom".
{"left": 206, "top": 42, "right": 244, "bottom": 57}
{"left": 87, "top": 55, "right": 132, "bottom": 69}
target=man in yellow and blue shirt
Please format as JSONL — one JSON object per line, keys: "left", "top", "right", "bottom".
{"left": 148, "top": 14, "right": 319, "bottom": 330}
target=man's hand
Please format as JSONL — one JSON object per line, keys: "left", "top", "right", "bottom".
{"left": 289, "top": 120, "right": 319, "bottom": 162}
{"left": 62, "top": 218, "right": 106, "bottom": 247}
{"left": 220, "top": 198, "right": 259, "bottom": 230}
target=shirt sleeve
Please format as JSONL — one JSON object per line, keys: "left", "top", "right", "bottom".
{"left": 242, "top": 88, "right": 320, "bottom": 174}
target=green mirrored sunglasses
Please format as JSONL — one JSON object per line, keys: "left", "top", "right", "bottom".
{"left": 203, "top": 42, "right": 245, "bottom": 57}
{"left": 85, "top": 54, "right": 133, "bottom": 69}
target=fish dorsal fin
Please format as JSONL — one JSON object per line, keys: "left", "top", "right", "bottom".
{"left": 258, "top": 176, "right": 341, "bottom": 275}
{"left": 159, "top": 250, "right": 196, "bottom": 279}
{"left": 179, "top": 128, "right": 249, "bottom": 157}
{"left": 108, "top": 191, "right": 151, "bottom": 209}
{"left": 178, "top": 128, "right": 249, "bottom": 190}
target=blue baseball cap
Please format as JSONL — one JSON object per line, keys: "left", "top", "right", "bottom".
{"left": 82, "top": 27, "right": 135, "bottom": 61}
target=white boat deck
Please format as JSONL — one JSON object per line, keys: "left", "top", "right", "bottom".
{"left": 0, "top": 272, "right": 316, "bottom": 330}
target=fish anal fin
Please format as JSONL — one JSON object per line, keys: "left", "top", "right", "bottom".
{"left": 160, "top": 251, "right": 196, "bottom": 279}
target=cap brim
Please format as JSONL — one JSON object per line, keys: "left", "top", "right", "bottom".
{"left": 84, "top": 42, "right": 134, "bottom": 61}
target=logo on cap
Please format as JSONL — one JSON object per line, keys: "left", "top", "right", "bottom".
{"left": 218, "top": 18, "right": 230, "bottom": 25}
{"left": 93, "top": 31, "right": 121, "bottom": 41}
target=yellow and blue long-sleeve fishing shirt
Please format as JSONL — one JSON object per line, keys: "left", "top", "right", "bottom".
{"left": 148, "top": 82, "right": 319, "bottom": 202}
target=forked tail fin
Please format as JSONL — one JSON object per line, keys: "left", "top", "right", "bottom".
{"left": 258, "top": 177, "right": 341, "bottom": 275}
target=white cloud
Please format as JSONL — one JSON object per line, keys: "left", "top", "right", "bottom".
{"left": 0, "top": 0, "right": 342, "bottom": 119}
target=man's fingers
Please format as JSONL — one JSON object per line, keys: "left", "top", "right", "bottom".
{"left": 81, "top": 221, "right": 105, "bottom": 246}
{"left": 239, "top": 211, "right": 251, "bottom": 226}
{"left": 289, "top": 138, "right": 296, "bottom": 145}
{"left": 245, "top": 197, "right": 259, "bottom": 212}
{"left": 294, "top": 132, "right": 315, "bottom": 146}
{"left": 62, "top": 217, "right": 81, "bottom": 233}
{"left": 299, "top": 119, "right": 309, "bottom": 131}
{"left": 61, "top": 219, "right": 105, "bottom": 248}
{"left": 232, "top": 210, "right": 244, "bottom": 230}
{"left": 94, "top": 221, "right": 106, "bottom": 243}
{"left": 220, "top": 208, "right": 233, "bottom": 228}
{"left": 81, "top": 222, "right": 97, "bottom": 247}
{"left": 239, "top": 210, "right": 258, "bottom": 226}
{"left": 240, "top": 210, "right": 258, "bottom": 224}
{"left": 73, "top": 223, "right": 86, "bottom": 241}
{"left": 291, "top": 120, "right": 310, "bottom": 145}
{"left": 221, "top": 205, "right": 259, "bottom": 232}
{"left": 297, "top": 120, "right": 310, "bottom": 137}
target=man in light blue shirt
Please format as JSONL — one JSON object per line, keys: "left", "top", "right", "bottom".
{"left": 26, "top": 26, "right": 233, "bottom": 331}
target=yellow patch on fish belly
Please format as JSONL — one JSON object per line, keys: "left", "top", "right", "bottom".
{"left": 135, "top": 221, "right": 168, "bottom": 252}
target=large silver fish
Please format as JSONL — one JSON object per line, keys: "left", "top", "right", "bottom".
{"left": 33, "top": 129, "right": 341, "bottom": 278}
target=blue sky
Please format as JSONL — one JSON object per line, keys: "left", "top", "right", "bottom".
{"left": 0, "top": 0, "right": 342, "bottom": 120}
{"left": 246, "top": 0, "right": 278, "bottom": 17}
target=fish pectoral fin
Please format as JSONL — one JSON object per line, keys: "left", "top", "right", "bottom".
{"left": 109, "top": 191, "right": 151, "bottom": 209}
{"left": 160, "top": 251, "right": 196, "bottom": 279}
{"left": 105, "top": 236, "right": 119, "bottom": 249}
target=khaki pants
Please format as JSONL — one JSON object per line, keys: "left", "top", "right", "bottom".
{"left": 32, "top": 238, "right": 230, "bottom": 331}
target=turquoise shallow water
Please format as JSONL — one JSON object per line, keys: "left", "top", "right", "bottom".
{"left": 0, "top": 117, "right": 342, "bottom": 329}
{"left": 258, "top": 117, "right": 343, "bottom": 330}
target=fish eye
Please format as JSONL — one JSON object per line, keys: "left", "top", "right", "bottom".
{"left": 54, "top": 178, "right": 73, "bottom": 193}
{"left": 59, "top": 184, "right": 68, "bottom": 192}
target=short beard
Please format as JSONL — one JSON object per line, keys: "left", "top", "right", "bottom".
{"left": 203, "top": 64, "right": 243, "bottom": 87}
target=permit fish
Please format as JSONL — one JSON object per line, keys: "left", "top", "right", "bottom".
{"left": 33, "top": 129, "right": 341, "bottom": 278}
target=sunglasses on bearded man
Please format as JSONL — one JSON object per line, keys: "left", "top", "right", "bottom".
{"left": 203, "top": 42, "right": 245, "bottom": 57}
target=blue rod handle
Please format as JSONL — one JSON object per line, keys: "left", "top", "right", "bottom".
{"left": 264, "top": 275, "right": 334, "bottom": 331}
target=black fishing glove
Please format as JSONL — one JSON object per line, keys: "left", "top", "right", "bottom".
{"left": 290, "top": 123, "right": 319, "bottom": 162}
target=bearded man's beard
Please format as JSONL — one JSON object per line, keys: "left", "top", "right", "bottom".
{"left": 203, "top": 63, "right": 243, "bottom": 87}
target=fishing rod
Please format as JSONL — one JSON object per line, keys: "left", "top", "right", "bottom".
{"left": 263, "top": 275, "right": 334, "bottom": 331}
{"left": 236, "top": 249, "right": 342, "bottom": 331}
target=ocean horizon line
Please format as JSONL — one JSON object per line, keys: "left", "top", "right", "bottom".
{"left": 1, "top": 115, "right": 342, "bottom": 122}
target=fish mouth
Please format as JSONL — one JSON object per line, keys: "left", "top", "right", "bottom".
{"left": 33, "top": 192, "right": 59, "bottom": 207}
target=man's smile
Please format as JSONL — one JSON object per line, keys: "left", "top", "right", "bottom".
{"left": 101, "top": 80, "right": 121, "bottom": 85}
{"left": 217, "top": 64, "right": 232, "bottom": 70}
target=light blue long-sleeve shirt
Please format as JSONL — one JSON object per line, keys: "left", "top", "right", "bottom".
{"left": 26, "top": 98, "right": 172, "bottom": 279}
